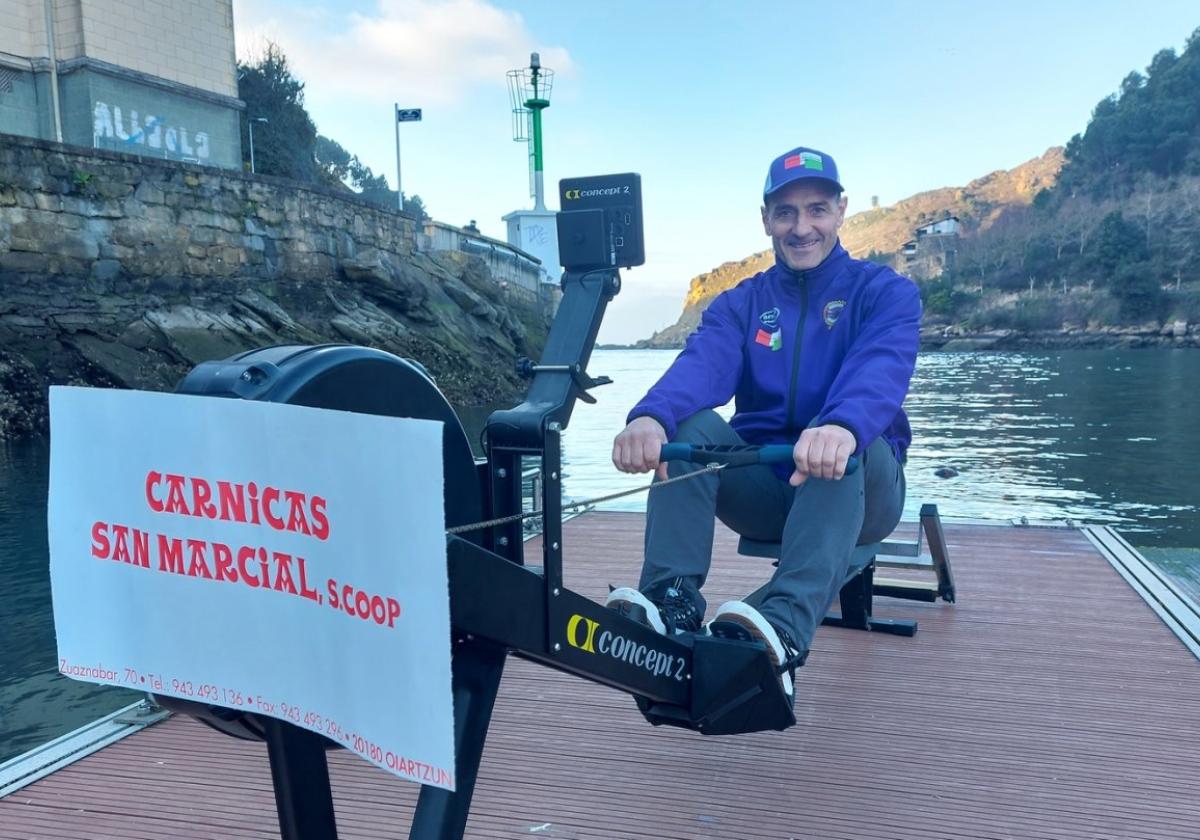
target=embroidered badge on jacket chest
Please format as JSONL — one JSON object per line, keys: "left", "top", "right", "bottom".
{"left": 822, "top": 299, "right": 847, "bottom": 329}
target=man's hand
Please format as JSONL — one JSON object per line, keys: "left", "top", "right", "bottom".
{"left": 613, "top": 416, "right": 670, "bottom": 480}
{"left": 790, "top": 424, "right": 857, "bottom": 486}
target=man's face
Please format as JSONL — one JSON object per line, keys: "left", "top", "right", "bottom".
{"left": 761, "top": 181, "right": 848, "bottom": 272}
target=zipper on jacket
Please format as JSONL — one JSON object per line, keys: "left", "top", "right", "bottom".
{"left": 784, "top": 274, "right": 808, "bottom": 433}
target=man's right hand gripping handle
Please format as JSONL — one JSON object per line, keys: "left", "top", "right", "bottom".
{"left": 612, "top": 416, "right": 669, "bottom": 480}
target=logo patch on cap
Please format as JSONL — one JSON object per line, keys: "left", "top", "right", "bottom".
{"left": 784, "top": 151, "right": 824, "bottom": 172}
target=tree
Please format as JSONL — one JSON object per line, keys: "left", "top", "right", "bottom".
{"left": 404, "top": 195, "right": 430, "bottom": 221}
{"left": 238, "top": 42, "right": 319, "bottom": 182}
{"left": 1146, "top": 48, "right": 1178, "bottom": 81}
{"left": 1110, "top": 261, "right": 1167, "bottom": 321}
{"left": 1051, "top": 27, "right": 1200, "bottom": 197}
{"left": 1093, "top": 211, "right": 1147, "bottom": 279}
{"left": 314, "top": 135, "right": 354, "bottom": 188}
{"left": 238, "top": 44, "right": 433, "bottom": 220}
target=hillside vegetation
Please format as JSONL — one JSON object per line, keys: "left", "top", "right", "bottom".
{"left": 923, "top": 27, "right": 1200, "bottom": 334}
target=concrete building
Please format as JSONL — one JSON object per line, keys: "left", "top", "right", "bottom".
{"left": 502, "top": 206, "right": 561, "bottom": 295}
{"left": 0, "top": 0, "right": 243, "bottom": 169}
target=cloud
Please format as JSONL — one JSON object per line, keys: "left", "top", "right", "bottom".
{"left": 235, "top": 0, "right": 573, "bottom": 106}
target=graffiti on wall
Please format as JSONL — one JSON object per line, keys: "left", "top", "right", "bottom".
{"left": 93, "top": 101, "right": 210, "bottom": 161}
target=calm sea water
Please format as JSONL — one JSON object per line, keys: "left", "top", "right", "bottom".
{"left": 2, "top": 348, "right": 1197, "bottom": 762}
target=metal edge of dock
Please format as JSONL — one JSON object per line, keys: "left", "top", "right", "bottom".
{"left": 1083, "top": 524, "right": 1200, "bottom": 659}
{"left": 0, "top": 699, "right": 169, "bottom": 799}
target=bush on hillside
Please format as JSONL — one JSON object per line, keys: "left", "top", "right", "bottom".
{"left": 920, "top": 276, "right": 981, "bottom": 319}
{"left": 967, "top": 296, "right": 1063, "bottom": 332}
{"left": 1165, "top": 286, "right": 1200, "bottom": 322}
{"left": 1111, "top": 261, "right": 1169, "bottom": 321}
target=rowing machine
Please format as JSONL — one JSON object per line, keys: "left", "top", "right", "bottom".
{"left": 157, "top": 174, "right": 812, "bottom": 840}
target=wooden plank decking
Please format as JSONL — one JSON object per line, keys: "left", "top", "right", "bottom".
{"left": 2, "top": 513, "right": 1198, "bottom": 839}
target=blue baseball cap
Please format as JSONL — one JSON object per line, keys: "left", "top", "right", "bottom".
{"left": 763, "top": 146, "right": 843, "bottom": 199}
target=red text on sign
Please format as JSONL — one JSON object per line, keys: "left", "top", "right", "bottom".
{"left": 144, "top": 472, "right": 330, "bottom": 540}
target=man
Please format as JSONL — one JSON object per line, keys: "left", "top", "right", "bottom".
{"left": 606, "top": 145, "right": 921, "bottom": 701}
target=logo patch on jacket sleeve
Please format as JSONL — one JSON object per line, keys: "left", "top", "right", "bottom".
{"left": 822, "top": 299, "right": 846, "bottom": 329}
{"left": 755, "top": 327, "right": 782, "bottom": 351}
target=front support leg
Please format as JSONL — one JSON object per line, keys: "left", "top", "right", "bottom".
{"left": 408, "top": 638, "right": 508, "bottom": 840}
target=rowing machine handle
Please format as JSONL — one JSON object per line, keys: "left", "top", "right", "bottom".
{"left": 659, "top": 443, "right": 859, "bottom": 475}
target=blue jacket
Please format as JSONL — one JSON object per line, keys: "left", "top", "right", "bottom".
{"left": 629, "top": 242, "right": 921, "bottom": 477}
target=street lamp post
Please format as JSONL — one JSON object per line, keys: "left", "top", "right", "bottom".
{"left": 248, "top": 117, "right": 268, "bottom": 174}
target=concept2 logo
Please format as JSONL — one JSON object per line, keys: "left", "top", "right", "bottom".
{"left": 566, "top": 614, "right": 599, "bottom": 652}
{"left": 563, "top": 186, "right": 631, "bottom": 201}
{"left": 565, "top": 614, "right": 687, "bottom": 681}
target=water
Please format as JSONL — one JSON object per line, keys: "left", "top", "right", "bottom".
{"left": 562, "top": 349, "right": 1199, "bottom": 545}
{"left": 2, "top": 348, "right": 1197, "bottom": 763}
{"left": 0, "top": 440, "right": 140, "bottom": 763}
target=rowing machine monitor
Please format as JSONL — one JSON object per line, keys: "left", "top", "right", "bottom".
{"left": 557, "top": 173, "right": 644, "bottom": 270}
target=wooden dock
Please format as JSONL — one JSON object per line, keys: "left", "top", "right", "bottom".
{"left": 2, "top": 512, "right": 1198, "bottom": 839}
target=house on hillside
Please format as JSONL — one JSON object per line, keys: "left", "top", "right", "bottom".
{"left": 915, "top": 216, "right": 961, "bottom": 238}
{"left": 904, "top": 214, "right": 960, "bottom": 278}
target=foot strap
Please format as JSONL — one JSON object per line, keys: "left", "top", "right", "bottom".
{"left": 778, "top": 650, "right": 808, "bottom": 676}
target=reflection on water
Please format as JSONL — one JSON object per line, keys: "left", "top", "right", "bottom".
{"left": 0, "top": 440, "right": 139, "bottom": 763}
{"left": 2, "top": 348, "right": 1197, "bottom": 763}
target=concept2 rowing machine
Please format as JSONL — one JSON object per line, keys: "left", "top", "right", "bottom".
{"left": 154, "top": 174, "right": 846, "bottom": 840}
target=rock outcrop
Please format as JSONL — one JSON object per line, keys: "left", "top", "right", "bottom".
{"left": 0, "top": 135, "right": 548, "bottom": 440}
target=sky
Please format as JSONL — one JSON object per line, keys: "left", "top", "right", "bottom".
{"left": 232, "top": 0, "right": 1200, "bottom": 344}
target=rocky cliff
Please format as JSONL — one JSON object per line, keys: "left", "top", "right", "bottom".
{"left": 0, "top": 135, "right": 547, "bottom": 440}
{"left": 638, "top": 148, "right": 1065, "bottom": 348}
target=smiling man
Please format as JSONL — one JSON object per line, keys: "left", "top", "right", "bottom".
{"left": 607, "top": 146, "right": 922, "bottom": 703}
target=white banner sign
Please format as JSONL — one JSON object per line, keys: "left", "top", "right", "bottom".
{"left": 48, "top": 387, "right": 455, "bottom": 790}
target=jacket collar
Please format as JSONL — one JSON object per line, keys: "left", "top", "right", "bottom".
{"left": 773, "top": 240, "right": 849, "bottom": 288}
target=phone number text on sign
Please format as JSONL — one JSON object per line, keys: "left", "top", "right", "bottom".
{"left": 57, "top": 657, "right": 452, "bottom": 788}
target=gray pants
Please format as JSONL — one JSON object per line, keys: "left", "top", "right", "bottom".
{"left": 640, "top": 410, "right": 906, "bottom": 652}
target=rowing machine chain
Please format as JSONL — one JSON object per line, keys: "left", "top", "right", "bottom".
{"left": 444, "top": 463, "right": 727, "bottom": 535}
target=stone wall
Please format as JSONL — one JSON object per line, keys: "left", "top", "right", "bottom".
{"left": 0, "top": 133, "right": 548, "bottom": 439}
{"left": 0, "top": 133, "right": 419, "bottom": 285}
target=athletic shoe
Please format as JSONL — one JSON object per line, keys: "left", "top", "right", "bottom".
{"left": 707, "top": 601, "right": 806, "bottom": 699}
{"left": 605, "top": 581, "right": 704, "bottom": 635}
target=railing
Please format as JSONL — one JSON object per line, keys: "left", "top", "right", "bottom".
{"left": 417, "top": 221, "right": 546, "bottom": 297}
